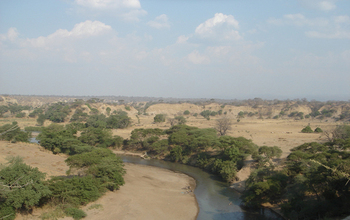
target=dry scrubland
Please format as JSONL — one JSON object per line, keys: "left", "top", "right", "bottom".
{"left": 0, "top": 96, "right": 348, "bottom": 219}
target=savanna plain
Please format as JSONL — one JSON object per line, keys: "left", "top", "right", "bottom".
{"left": 0, "top": 95, "right": 349, "bottom": 220}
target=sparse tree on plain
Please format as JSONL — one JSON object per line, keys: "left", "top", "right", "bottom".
{"left": 215, "top": 116, "right": 232, "bottom": 136}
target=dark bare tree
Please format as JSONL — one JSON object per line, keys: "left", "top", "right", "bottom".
{"left": 215, "top": 116, "right": 232, "bottom": 136}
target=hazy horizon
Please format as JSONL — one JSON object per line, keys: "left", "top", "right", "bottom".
{"left": 1, "top": 1, "right": 349, "bottom": 101}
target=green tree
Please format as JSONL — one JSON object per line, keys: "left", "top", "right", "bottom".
{"left": 0, "top": 157, "right": 51, "bottom": 213}
{"left": 106, "top": 107, "right": 111, "bottom": 116}
{"left": 301, "top": 125, "right": 313, "bottom": 133}
{"left": 65, "top": 148, "right": 125, "bottom": 190}
{"left": 36, "top": 114, "right": 46, "bottom": 126}
{"left": 154, "top": 114, "right": 166, "bottom": 123}
{"left": 174, "top": 116, "right": 186, "bottom": 125}
{"left": 0, "top": 122, "right": 31, "bottom": 143}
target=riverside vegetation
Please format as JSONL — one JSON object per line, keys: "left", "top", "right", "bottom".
{"left": 1, "top": 96, "right": 350, "bottom": 219}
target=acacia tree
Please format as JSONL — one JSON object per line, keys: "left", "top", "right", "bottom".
{"left": 0, "top": 157, "right": 51, "bottom": 219}
{"left": 215, "top": 116, "right": 232, "bottom": 136}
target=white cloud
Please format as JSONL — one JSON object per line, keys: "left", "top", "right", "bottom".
{"left": 73, "top": 0, "right": 146, "bottom": 22}
{"left": 147, "top": 14, "right": 170, "bottom": 29}
{"left": 187, "top": 50, "right": 210, "bottom": 64}
{"left": 318, "top": 1, "right": 336, "bottom": 11}
{"left": 0, "top": 27, "right": 19, "bottom": 42}
{"left": 194, "top": 13, "right": 241, "bottom": 41}
{"left": 196, "top": 13, "right": 239, "bottom": 34}
{"left": 74, "top": 0, "right": 141, "bottom": 9}
{"left": 27, "top": 20, "right": 112, "bottom": 48}
{"left": 176, "top": 35, "right": 189, "bottom": 44}
{"left": 120, "top": 9, "right": 147, "bottom": 22}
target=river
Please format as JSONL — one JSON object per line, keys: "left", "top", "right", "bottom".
{"left": 30, "top": 136, "right": 282, "bottom": 220}
{"left": 121, "top": 155, "right": 282, "bottom": 220}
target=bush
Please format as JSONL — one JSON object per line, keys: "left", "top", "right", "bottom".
{"left": 154, "top": 114, "right": 166, "bottom": 123}
{"left": 24, "top": 126, "right": 43, "bottom": 132}
{"left": 174, "top": 116, "right": 186, "bottom": 125}
{"left": 15, "top": 112, "right": 26, "bottom": 118}
{"left": 48, "top": 176, "right": 104, "bottom": 206}
{"left": 0, "top": 203, "right": 16, "bottom": 220}
{"left": 183, "top": 110, "right": 190, "bottom": 115}
{"left": 301, "top": 125, "right": 313, "bottom": 133}
{"left": 314, "top": 127, "right": 323, "bottom": 133}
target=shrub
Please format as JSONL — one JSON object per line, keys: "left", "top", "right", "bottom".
{"left": 0, "top": 122, "right": 31, "bottom": 143}
{"left": 15, "top": 112, "right": 26, "bottom": 118}
{"left": 154, "top": 114, "right": 166, "bottom": 123}
{"left": 314, "top": 127, "right": 323, "bottom": 133}
{"left": 183, "top": 110, "right": 190, "bottom": 115}
{"left": 24, "top": 126, "right": 43, "bottom": 132}
{"left": 48, "top": 176, "right": 104, "bottom": 206}
{"left": 174, "top": 116, "right": 186, "bottom": 125}
{"left": 64, "top": 207, "right": 87, "bottom": 220}
{"left": 301, "top": 125, "right": 313, "bottom": 133}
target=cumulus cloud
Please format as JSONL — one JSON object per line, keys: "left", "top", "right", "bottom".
{"left": 195, "top": 13, "right": 241, "bottom": 40}
{"left": 26, "top": 20, "right": 112, "bottom": 48}
{"left": 147, "top": 14, "right": 170, "bottom": 29}
{"left": 74, "top": 0, "right": 141, "bottom": 9}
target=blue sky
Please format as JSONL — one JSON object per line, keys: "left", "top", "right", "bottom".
{"left": 0, "top": 0, "right": 349, "bottom": 101}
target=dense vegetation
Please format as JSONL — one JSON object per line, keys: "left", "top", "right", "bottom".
{"left": 0, "top": 122, "right": 31, "bottom": 143}
{"left": 241, "top": 125, "right": 350, "bottom": 219}
{"left": 124, "top": 125, "right": 282, "bottom": 182}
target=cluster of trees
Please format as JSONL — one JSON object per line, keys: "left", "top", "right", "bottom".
{"left": 123, "top": 124, "right": 281, "bottom": 182}
{"left": 0, "top": 122, "right": 31, "bottom": 143}
{"left": 1, "top": 125, "right": 125, "bottom": 219}
{"left": 301, "top": 125, "right": 323, "bottom": 133}
{"left": 37, "top": 124, "right": 123, "bottom": 155}
{"left": 241, "top": 125, "right": 350, "bottom": 219}
{"left": 0, "top": 104, "right": 31, "bottom": 118}
{"left": 36, "top": 101, "right": 131, "bottom": 129}
{"left": 200, "top": 110, "right": 223, "bottom": 120}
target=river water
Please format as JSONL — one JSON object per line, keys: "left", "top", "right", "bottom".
{"left": 121, "top": 155, "right": 282, "bottom": 220}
